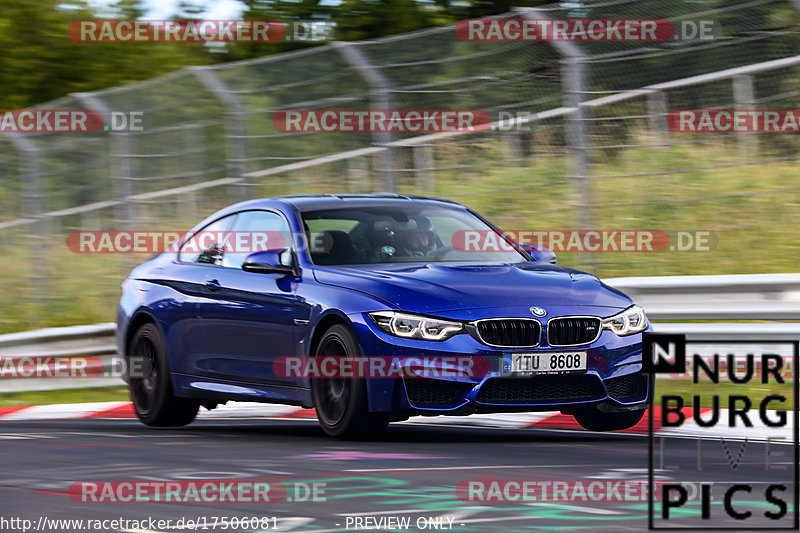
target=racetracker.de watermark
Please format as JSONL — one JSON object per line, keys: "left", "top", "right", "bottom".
{"left": 273, "top": 355, "right": 491, "bottom": 379}
{"left": 456, "top": 478, "right": 671, "bottom": 502}
{"left": 0, "top": 356, "right": 161, "bottom": 379}
{"left": 70, "top": 20, "right": 286, "bottom": 42}
{"left": 273, "top": 110, "right": 491, "bottom": 133}
{"left": 66, "top": 230, "right": 287, "bottom": 254}
{"left": 668, "top": 110, "right": 800, "bottom": 133}
{"left": 452, "top": 230, "right": 717, "bottom": 253}
{"left": 68, "top": 480, "right": 325, "bottom": 503}
{"left": 0, "top": 356, "right": 103, "bottom": 378}
{"left": 0, "top": 110, "right": 142, "bottom": 133}
{"left": 456, "top": 19, "right": 718, "bottom": 42}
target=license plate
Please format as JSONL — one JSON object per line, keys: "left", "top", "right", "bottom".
{"left": 502, "top": 351, "right": 587, "bottom": 375}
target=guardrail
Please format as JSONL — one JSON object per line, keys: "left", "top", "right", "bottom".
{"left": 0, "top": 322, "right": 117, "bottom": 392}
{"left": 0, "top": 273, "right": 798, "bottom": 392}
{"left": 607, "top": 273, "right": 800, "bottom": 321}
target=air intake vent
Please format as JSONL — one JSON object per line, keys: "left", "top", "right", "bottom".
{"left": 605, "top": 372, "right": 647, "bottom": 400}
{"left": 474, "top": 319, "right": 541, "bottom": 347}
{"left": 477, "top": 375, "right": 604, "bottom": 404}
{"left": 547, "top": 317, "right": 601, "bottom": 346}
{"left": 405, "top": 378, "right": 471, "bottom": 406}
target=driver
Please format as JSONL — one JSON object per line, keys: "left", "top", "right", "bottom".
{"left": 400, "top": 227, "right": 436, "bottom": 256}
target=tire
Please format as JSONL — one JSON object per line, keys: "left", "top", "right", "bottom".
{"left": 573, "top": 405, "right": 646, "bottom": 432}
{"left": 311, "top": 324, "right": 389, "bottom": 439}
{"left": 127, "top": 322, "right": 199, "bottom": 427}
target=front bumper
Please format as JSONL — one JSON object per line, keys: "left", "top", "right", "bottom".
{"left": 349, "top": 308, "right": 651, "bottom": 415}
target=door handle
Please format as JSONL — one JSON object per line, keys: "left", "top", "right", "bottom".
{"left": 204, "top": 279, "right": 221, "bottom": 291}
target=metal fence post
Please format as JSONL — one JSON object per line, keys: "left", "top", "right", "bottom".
{"left": 412, "top": 144, "right": 435, "bottom": 195}
{"left": 334, "top": 42, "right": 396, "bottom": 192}
{"left": 72, "top": 92, "right": 136, "bottom": 230}
{"left": 647, "top": 90, "right": 669, "bottom": 143}
{"left": 502, "top": 131, "right": 522, "bottom": 161}
{"left": 732, "top": 74, "right": 756, "bottom": 159}
{"left": 7, "top": 134, "right": 47, "bottom": 326}
{"left": 563, "top": 57, "right": 592, "bottom": 227}
{"left": 347, "top": 156, "right": 370, "bottom": 193}
{"left": 519, "top": 8, "right": 592, "bottom": 266}
{"left": 191, "top": 67, "right": 248, "bottom": 202}
{"left": 179, "top": 123, "right": 200, "bottom": 223}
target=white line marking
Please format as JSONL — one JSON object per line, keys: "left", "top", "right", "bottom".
{"left": 337, "top": 508, "right": 472, "bottom": 517}
{"left": 1, "top": 402, "right": 130, "bottom": 420}
{"left": 274, "top": 517, "right": 316, "bottom": 531}
{"left": 453, "top": 515, "right": 540, "bottom": 525}
{"left": 343, "top": 464, "right": 575, "bottom": 473}
{"left": 0, "top": 433, "right": 58, "bottom": 439}
{"left": 527, "top": 502, "right": 622, "bottom": 515}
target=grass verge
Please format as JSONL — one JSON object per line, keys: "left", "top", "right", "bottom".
{"left": 0, "top": 386, "right": 129, "bottom": 408}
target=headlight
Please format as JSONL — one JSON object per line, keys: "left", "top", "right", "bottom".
{"left": 601, "top": 305, "right": 648, "bottom": 336}
{"left": 368, "top": 311, "right": 464, "bottom": 341}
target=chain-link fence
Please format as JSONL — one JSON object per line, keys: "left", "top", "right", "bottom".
{"left": 1, "top": 0, "right": 800, "bottom": 332}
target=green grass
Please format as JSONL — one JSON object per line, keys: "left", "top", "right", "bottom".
{"left": 0, "top": 386, "right": 130, "bottom": 408}
{"left": 425, "top": 135, "right": 800, "bottom": 277}
{"left": 1, "top": 135, "right": 798, "bottom": 333}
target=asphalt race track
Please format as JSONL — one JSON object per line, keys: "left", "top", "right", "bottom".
{"left": 0, "top": 418, "right": 794, "bottom": 532}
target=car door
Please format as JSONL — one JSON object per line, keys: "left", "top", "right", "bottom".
{"left": 194, "top": 209, "right": 311, "bottom": 387}
{"left": 165, "top": 213, "right": 238, "bottom": 377}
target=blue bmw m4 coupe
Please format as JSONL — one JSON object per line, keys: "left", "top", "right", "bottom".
{"left": 117, "top": 194, "right": 650, "bottom": 438}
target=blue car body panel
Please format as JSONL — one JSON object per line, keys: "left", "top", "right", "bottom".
{"left": 117, "top": 195, "right": 650, "bottom": 417}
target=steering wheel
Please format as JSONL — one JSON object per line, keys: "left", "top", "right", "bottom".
{"left": 428, "top": 246, "right": 456, "bottom": 260}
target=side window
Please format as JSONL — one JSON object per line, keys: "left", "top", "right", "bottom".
{"left": 178, "top": 214, "right": 236, "bottom": 265}
{"left": 223, "top": 210, "right": 292, "bottom": 270}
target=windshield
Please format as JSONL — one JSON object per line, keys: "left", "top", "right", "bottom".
{"left": 301, "top": 204, "right": 528, "bottom": 265}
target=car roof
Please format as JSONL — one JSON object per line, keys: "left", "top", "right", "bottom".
{"left": 275, "top": 193, "right": 464, "bottom": 211}
{"left": 198, "top": 194, "right": 468, "bottom": 228}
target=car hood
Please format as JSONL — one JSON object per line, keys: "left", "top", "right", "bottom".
{"left": 313, "top": 262, "right": 632, "bottom": 314}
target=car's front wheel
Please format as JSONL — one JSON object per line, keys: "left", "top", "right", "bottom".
{"left": 311, "top": 324, "right": 389, "bottom": 439}
{"left": 128, "top": 322, "right": 200, "bottom": 427}
{"left": 573, "top": 405, "right": 646, "bottom": 432}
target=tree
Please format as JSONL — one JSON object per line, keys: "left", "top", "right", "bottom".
{"left": 0, "top": 0, "right": 218, "bottom": 109}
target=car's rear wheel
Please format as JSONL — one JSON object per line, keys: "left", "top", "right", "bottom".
{"left": 573, "top": 405, "right": 646, "bottom": 432}
{"left": 312, "top": 324, "right": 389, "bottom": 439}
{"left": 128, "top": 322, "right": 199, "bottom": 427}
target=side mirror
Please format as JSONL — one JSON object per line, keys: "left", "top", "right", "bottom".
{"left": 521, "top": 244, "right": 557, "bottom": 264}
{"left": 242, "top": 249, "right": 297, "bottom": 276}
